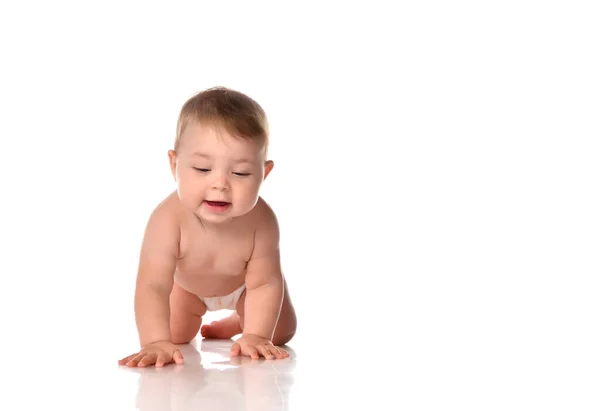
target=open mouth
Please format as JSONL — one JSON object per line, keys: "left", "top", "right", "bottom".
{"left": 205, "top": 201, "right": 230, "bottom": 207}
{"left": 205, "top": 200, "right": 231, "bottom": 212}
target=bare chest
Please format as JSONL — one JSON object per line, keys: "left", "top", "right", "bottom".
{"left": 174, "top": 224, "right": 254, "bottom": 295}
{"left": 178, "top": 234, "right": 253, "bottom": 275}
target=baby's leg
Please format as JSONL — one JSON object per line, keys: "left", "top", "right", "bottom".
{"left": 201, "top": 278, "right": 297, "bottom": 345}
{"left": 169, "top": 283, "right": 207, "bottom": 344}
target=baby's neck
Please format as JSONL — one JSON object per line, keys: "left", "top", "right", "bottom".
{"left": 194, "top": 214, "right": 236, "bottom": 233}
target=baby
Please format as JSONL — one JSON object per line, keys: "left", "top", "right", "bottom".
{"left": 119, "top": 87, "right": 297, "bottom": 367}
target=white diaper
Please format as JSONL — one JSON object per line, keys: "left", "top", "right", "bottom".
{"left": 200, "top": 284, "right": 246, "bottom": 311}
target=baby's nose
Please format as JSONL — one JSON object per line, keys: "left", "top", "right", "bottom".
{"left": 211, "top": 172, "right": 230, "bottom": 189}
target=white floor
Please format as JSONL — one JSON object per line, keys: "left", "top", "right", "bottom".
{"left": 3, "top": 307, "right": 400, "bottom": 411}
{"left": 4, "top": 293, "right": 599, "bottom": 411}
{"left": 120, "top": 338, "right": 298, "bottom": 411}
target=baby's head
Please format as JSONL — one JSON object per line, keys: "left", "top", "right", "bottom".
{"left": 174, "top": 86, "right": 269, "bottom": 158}
{"left": 169, "top": 87, "right": 274, "bottom": 224}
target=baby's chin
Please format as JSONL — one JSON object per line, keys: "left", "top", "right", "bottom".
{"left": 193, "top": 206, "right": 240, "bottom": 225}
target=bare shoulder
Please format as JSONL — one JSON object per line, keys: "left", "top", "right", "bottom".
{"left": 143, "top": 191, "right": 182, "bottom": 247}
{"left": 148, "top": 191, "right": 181, "bottom": 223}
{"left": 246, "top": 197, "right": 280, "bottom": 251}
{"left": 250, "top": 197, "right": 279, "bottom": 231}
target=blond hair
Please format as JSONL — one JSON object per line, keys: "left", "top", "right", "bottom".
{"left": 174, "top": 86, "right": 269, "bottom": 154}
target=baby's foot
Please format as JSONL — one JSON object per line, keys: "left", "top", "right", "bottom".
{"left": 201, "top": 313, "right": 242, "bottom": 339}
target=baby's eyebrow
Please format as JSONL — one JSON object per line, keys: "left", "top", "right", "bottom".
{"left": 191, "top": 152, "right": 211, "bottom": 158}
{"left": 190, "top": 152, "right": 256, "bottom": 164}
{"left": 233, "top": 159, "right": 257, "bottom": 165}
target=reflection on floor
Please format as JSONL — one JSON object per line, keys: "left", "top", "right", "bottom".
{"left": 121, "top": 339, "right": 296, "bottom": 411}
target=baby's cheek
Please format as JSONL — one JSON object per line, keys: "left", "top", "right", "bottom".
{"left": 179, "top": 184, "right": 202, "bottom": 206}
{"left": 247, "top": 191, "right": 261, "bottom": 210}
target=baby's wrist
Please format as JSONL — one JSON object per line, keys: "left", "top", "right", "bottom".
{"left": 241, "top": 332, "right": 271, "bottom": 340}
{"left": 141, "top": 339, "right": 173, "bottom": 348}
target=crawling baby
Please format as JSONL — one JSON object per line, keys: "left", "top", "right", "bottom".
{"left": 119, "top": 87, "right": 297, "bottom": 368}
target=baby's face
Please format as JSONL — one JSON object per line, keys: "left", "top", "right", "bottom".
{"left": 171, "top": 122, "right": 271, "bottom": 224}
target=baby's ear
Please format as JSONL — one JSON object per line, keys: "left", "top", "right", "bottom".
{"left": 263, "top": 160, "right": 274, "bottom": 180}
{"left": 168, "top": 150, "right": 177, "bottom": 179}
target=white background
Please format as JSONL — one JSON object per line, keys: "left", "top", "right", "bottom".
{"left": 0, "top": 1, "right": 598, "bottom": 409}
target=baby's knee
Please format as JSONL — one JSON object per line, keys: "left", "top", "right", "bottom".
{"left": 171, "top": 336, "right": 193, "bottom": 345}
{"left": 273, "top": 318, "right": 296, "bottom": 346}
{"left": 273, "top": 330, "right": 295, "bottom": 346}
{"left": 170, "top": 317, "right": 202, "bottom": 345}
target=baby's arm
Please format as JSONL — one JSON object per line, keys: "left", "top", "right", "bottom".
{"left": 119, "top": 201, "right": 181, "bottom": 367}
{"left": 232, "top": 211, "right": 284, "bottom": 358}
{"left": 134, "top": 202, "right": 179, "bottom": 345}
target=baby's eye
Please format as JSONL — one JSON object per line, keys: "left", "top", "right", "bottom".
{"left": 193, "top": 168, "right": 210, "bottom": 173}
{"left": 233, "top": 172, "right": 251, "bottom": 177}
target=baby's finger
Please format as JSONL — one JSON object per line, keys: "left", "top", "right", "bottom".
{"left": 119, "top": 353, "right": 138, "bottom": 365}
{"left": 273, "top": 346, "right": 289, "bottom": 357}
{"left": 173, "top": 349, "right": 184, "bottom": 364}
{"left": 137, "top": 353, "right": 157, "bottom": 368}
{"left": 269, "top": 346, "right": 285, "bottom": 359}
{"left": 245, "top": 346, "right": 259, "bottom": 360}
{"left": 231, "top": 343, "right": 241, "bottom": 357}
{"left": 256, "top": 344, "right": 275, "bottom": 360}
{"left": 155, "top": 353, "right": 169, "bottom": 368}
{"left": 126, "top": 353, "right": 145, "bottom": 367}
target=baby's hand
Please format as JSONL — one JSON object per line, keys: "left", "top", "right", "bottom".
{"left": 231, "top": 334, "right": 289, "bottom": 360}
{"left": 118, "top": 341, "right": 184, "bottom": 368}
